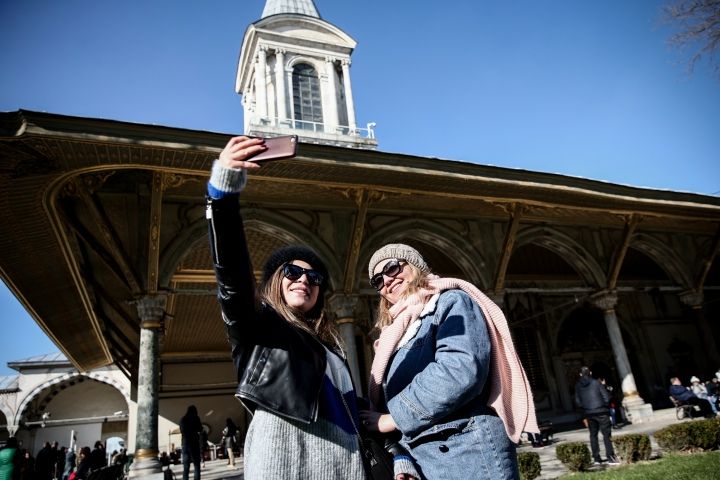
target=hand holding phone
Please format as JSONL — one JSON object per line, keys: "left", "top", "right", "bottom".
{"left": 249, "top": 135, "right": 298, "bottom": 163}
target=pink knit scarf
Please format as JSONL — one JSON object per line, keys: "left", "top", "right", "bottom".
{"left": 368, "top": 276, "right": 539, "bottom": 443}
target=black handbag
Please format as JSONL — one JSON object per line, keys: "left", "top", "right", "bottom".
{"left": 360, "top": 432, "right": 395, "bottom": 480}
{"left": 340, "top": 395, "right": 395, "bottom": 480}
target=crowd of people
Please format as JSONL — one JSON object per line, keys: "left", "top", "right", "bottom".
{"left": 0, "top": 438, "right": 128, "bottom": 480}
{"left": 171, "top": 412, "right": 243, "bottom": 480}
{"left": 669, "top": 373, "right": 720, "bottom": 418}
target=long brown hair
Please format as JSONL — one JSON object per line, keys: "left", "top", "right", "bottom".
{"left": 373, "top": 263, "right": 432, "bottom": 330}
{"left": 260, "top": 265, "right": 343, "bottom": 351}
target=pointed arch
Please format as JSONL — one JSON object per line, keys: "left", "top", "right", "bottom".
{"left": 515, "top": 226, "right": 606, "bottom": 288}
{"left": 12, "top": 372, "right": 130, "bottom": 427}
{"left": 0, "top": 404, "right": 13, "bottom": 428}
{"left": 161, "top": 208, "right": 342, "bottom": 293}
{"left": 630, "top": 233, "right": 693, "bottom": 288}
{"left": 360, "top": 218, "right": 491, "bottom": 289}
{"left": 159, "top": 214, "right": 209, "bottom": 287}
{"left": 243, "top": 212, "right": 341, "bottom": 291}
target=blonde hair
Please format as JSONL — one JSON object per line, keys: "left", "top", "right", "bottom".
{"left": 373, "top": 263, "right": 432, "bottom": 330}
{"left": 260, "top": 266, "right": 343, "bottom": 350}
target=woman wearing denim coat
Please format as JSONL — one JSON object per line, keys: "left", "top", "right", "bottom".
{"left": 360, "top": 244, "right": 538, "bottom": 479}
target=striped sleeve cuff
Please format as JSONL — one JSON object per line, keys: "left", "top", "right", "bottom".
{"left": 393, "top": 455, "right": 419, "bottom": 478}
{"left": 207, "top": 160, "right": 247, "bottom": 199}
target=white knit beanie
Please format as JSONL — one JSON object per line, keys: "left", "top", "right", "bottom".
{"left": 368, "top": 243, "right": 430, "bottom": 278}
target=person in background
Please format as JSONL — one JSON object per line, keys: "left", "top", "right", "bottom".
{"left": 18, "top": 450, "right": 33, "bottom": 480}
{"left": 206, "top": 136, "right": 406, "bottom": 479}
{"left": 575, "top": 367, "right": 619, "bottom": 466}
{"left": 221, "top": 418, "right": 238, "bottom": 469}
{"left": 689, "top": 376, "right": 717, "bottom": 414}
{"left": 88, "top": 441, "right": 105, "bottom": 471}
{"left": 670, "top": 376, "right": 714, "bottom": 418}
{"left": 56, "top": 446, "right": 66, "bottom": 480}
{"left": 62, "top": 446, "right": 75, "bottom": 480}
{"left": 706, "top": 377, "right": 720, "bottom": 411}
{"left": 35, "top": 442, "right": 54, "bottom": 480}
{"left": 49, "top": 442, "right": 59, "bottom": 480}
{"left": 179, "top": 405, "right": 203, "bottom": 480}
{"left": 360, "top": 243, "right": 538, "bottom": 479}
{"left": 598, "top": 378, "right": 622, "bottom": 429}
{"left": 74, "top": 447, "right": 92, "bottom": 480}
{"left": 0, "top": 437, "right": 22, "bottom": 480}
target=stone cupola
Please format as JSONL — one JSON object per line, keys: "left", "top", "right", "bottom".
{"left": 236, "top": 0, "right": 377, "bottom": 149}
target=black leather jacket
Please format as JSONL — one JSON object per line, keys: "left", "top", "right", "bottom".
{"left": 207, "top": 194, "right": 327, "bottom": 423}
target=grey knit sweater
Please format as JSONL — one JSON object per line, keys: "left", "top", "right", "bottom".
{"left": 243, "top": 348, "right": 365, "bottom": 479}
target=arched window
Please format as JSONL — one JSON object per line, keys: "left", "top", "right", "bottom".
{"left": 292, "top": 63, "right": 323, "bottom": 130}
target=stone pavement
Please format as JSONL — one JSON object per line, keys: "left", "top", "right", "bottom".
{"left": 165, "top": 458, "right": 244, "bottom": 480}
{"left": 517, "top": 407, "right": 685, "bottom": 479}
{"left": 164, "top": 407, "right": 686, "bottom": 480}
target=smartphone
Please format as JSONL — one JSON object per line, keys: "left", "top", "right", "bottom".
{"left": 249, "top": 135, "right": 298, "bottom": 163}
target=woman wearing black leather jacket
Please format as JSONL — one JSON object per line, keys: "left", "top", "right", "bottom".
{"left": 207, "top": 136, "right": 386, "bottom": 479}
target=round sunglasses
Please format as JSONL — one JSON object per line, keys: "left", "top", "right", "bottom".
{"left": 369, "top": 259, "right": 405, "bottom": 290}
{"left": 282, "top": 263, "right": 324, "bottom": 286}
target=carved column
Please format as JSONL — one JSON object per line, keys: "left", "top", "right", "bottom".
{"left": 242, "top": 88, "right": 254, "bottom": 132}
{"left": 591, "top": 291, "right": 653, "bottom": 423}
{"left": 324, "top": 57, "right": 340, "bottom": 132}
{"left": 341, "top": 59, "right": 357, "bottom": 132}
{"left": 552, "top": 356, "right": 573, "bottom": 411}
{"left": 679, "top": 290, "right": 720, "bottom": 366}
{"left": 275, "top": 49, "right": 288, "bottom": 124}
{"left": 254, "top": 46, "right": 268, "bottom": 121}
{"left": 328, "top": 294, "right": 363, "bottom": 396}
{"left": 129, "top": 295, "right": 166, "bottom": 477}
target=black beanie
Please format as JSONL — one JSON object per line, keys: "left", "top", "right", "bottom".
{"left": 262, "top": 244, "right": 329, "bottom": 290}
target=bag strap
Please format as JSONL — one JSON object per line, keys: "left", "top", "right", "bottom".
{"left": 339, "top": 393, "right": 381, "bottom": 468}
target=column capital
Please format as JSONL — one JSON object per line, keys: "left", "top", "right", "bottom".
{"left": 275, "top": 47, "right": 286, "bottom": 55}
{"left": 679, "top": 290, "right": 703, "bottom": 309}
{"left": 136, "top": 295, "right": 167, "bottom": 329}
{"left": 341, "top": 58, "right": 351, "bottom": 67}
{"left": 590, "top": 290, "right": 617, "bottom": 312}
{"left": 324, "top": 55, "right": 338, "bottom": 64}
{"left": 327, "top": 293, "right": 359, "bottom": 322}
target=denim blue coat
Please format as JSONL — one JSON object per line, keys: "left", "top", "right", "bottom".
{"left": 384, "top": 289, "right": 519, "bottom": 479}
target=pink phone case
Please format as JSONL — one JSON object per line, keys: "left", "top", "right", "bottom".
{"left": 250, "top": 135, "right": 298, "bottom": 163}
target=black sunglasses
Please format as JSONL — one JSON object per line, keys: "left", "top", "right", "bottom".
{"left": 282, "top": 263, "right": 324, "bottom": 286}
{"left": 369, "top": 259, "right": 405, "bottom": 290}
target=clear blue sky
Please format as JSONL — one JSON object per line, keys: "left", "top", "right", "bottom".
{"left": 1, "top": 0, "right": 718, "bottom": 375}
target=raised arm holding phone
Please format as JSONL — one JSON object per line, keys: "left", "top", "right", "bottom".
{"left": 206, "top": 136, "right": 417, "bottom": 480}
